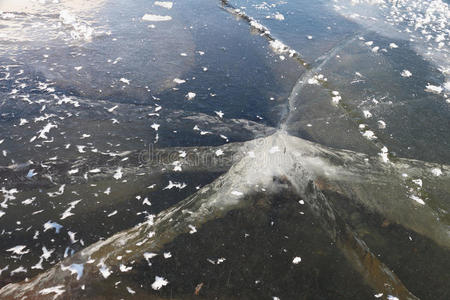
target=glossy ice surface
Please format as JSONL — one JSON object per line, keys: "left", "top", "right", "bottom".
{"left": 0, "top": 0, "right": 449, "bottom": 299}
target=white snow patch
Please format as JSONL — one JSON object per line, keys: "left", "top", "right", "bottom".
{"left": 389, "top": 43, "right": 398, "bottom": 48}
{"left": 6, "top": 245, "right": 30, "bottom": 255}
{"left": 151, "top": 276, "right": 169, "bottom": 290}
{"left": 431, "top": 168, "right": 442, "bottom": 176}
{"left": 401, "top": 70, "right": 412, "bottom": 77}
{"left": 410, "top": 195, "right": 425, "bottom": 205}
{"left": 61, "top": 263, "right": 84, "bottom": 280}
{"left": 44, "top": 221, "right": 63, "bottom": 233}
{"left": 113, "top": 167, "right": 123, "bottom": 180}
{"left": 142, "top": 14, "right": 172, "bottom": 22}
{"left": 173, "top": 78, "right": 186, "bottom": 84}
{"left": 292, "top": 257, "right": 302, "bottom": 264}
{"left": 154, "top": 1, "right": 173, "bottom": 9}
{"left": 39, "top": 285, "right": 65, "bottom": 298}
{"left": 425, "top": 84, "right": 442, "bottom": 94}
{"left": 186, "top": 92, "right": 196, "bottom": 100}
{"left": 362, "top": 110, "right": 372, "bottom": 118}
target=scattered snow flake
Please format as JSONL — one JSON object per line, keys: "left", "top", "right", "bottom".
{"left": 154, "top": 1, "right": 173, "bottom": 9}
{"left": 120, "top": 264, "right": 133, "bottom": 272}
{"left": 377, "top": 120, "right": 386, "bottom": 129}
{"left": 274, "top": 13, "right": 285, "bottom": 20}
{"left": 217, "top": 257, "right": 226, "bottom": 264}
{"left": 119, "top": 78, "right": 130, "bottom": 85}
{"left": 41, "top": 247, "right": 54, "bottom": 260}
{"left": 362, "top": 130, "right": 376, "bottom": 140}
{"left": 214, "top": 111, "right": 224, "bottom": 118}
{"left": 151, "top": 276, "right": 169, "bottom": 290}
{"left": 68, "top": 231, "right": 78, "bottom": 243}
{"left": 173, "top": 78, "right": 186, "bottom": 84}
{"left": 68, "top": 168, "right": 79, "bottom": 175}
{"left": 269, "top": 40, "right": 289, "bottom": 54}
{"left": 292, "top": 257, "right": 302, "bottom": 264}
{"left": 151, "top": 123, "right": 160, "bottom": 131}
{"left": 331, "top": 95, "right": 342, "bottom": 104}
{"left": 76, "top": 145, "right": 86, "bottom": 153}
{"left": 98, "top": 263, "right": 112, "bottom": 279}
{"left": 10, "top": 266, "right": 27, "bottom": 275}
{"left": 143, "top": 197, "right": 151, "bottom": 206}
{"left": 163, "top": 181, "right": 186, "bottom": 190}
{"left": 38, "top": 122, "right": 58, "bottom": 140}
{"left": 113, "top": 167, "right": 123, "bottom": 180}
{"left": 26, "top": 169, "right": 37, "bottom": 178}
{"left": 186, "top": 92, "right": 196, "bottom": 100}
{"left": 220, "top": 134, "right": 229, "bottom": 142}
{"left": 188, "top": 225, "right": 197, "bottom": 234}
{"left": 401, "top": 70, "right": 412, "bottom": 77}
{"left": 307, "top": 77, "right": 319, "bottom": 85}
{"left": 410, "top": 195, "right": 425, "bottom": 205}
{"left": 389, "top": 43, "right": 398, "bottom": 49}
{"left": 144, "top": 252, "right": 158, "bottom": 265}
{"left": 431, "top": 168, "right": 442, "bottom": 176}
{"left": 425, "top": 84, "right": 442, "bottom": 94}
{"left": 61, "top": 263, "right": 84, "bottom": 280}
{"left": 39, "top": 285, "right": 65, "bottom": 298}
{"left": 412, "top": 179, "right": 422, "bottom": 187}
{"left": 379, "top": 146, "right": 389, "bottom": 163}
{"left": 107, "top": 105, "right": 118, "bottom": 112}
{"left": 0, "top": 266, "right": 8, "bottom": 275}
{"left": 6, "top": 245, "right": 30, "bottom": 255}
{"left": 107, "top": 210, "right": 118, "bottom": 217}
{"left": 363, "top": 110, "right": 372, "bottom": 118}
{"left": 43, "top": 221, "right": 63, "bottom": 233}
{"left": 31, "top": 258, "right": 44, "bottom": 270}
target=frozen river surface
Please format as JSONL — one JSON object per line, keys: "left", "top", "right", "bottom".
{"left": 0, "top": 0, "right": 449, "bottom": 299}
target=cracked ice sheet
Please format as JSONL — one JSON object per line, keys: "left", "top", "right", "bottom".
{"left": 331, "top": 0, "right": 450, "bottom": 86}
{"left": 0, "top": 0, "right": 448, "bottom": 299}
{"left": 227, "top": 0, "right": 361, "bottom": 62}
{"left": 0, "top": 0, "right": 196, "bottom": 99}
{"left": 0, "top": 0, "right": 107, "bottom": 52}
{"left": 282, "top": 32, "right": 450, "bottom": 163}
